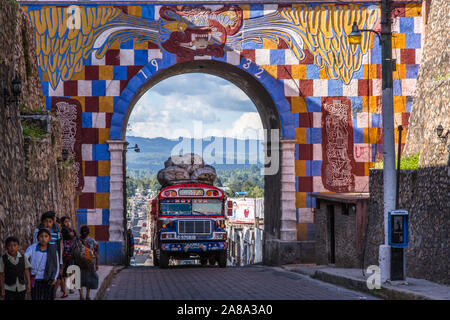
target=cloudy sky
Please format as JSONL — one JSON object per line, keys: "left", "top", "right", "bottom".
{"left": 126, "top": 73, "right": 263, "bottom": 139}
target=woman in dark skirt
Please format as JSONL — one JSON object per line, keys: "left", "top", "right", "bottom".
{"left": 60, "top": 216, "right": 77, "bottom": 297}
{"left": 78, "top": 225, "right": 99, "bottom": 300}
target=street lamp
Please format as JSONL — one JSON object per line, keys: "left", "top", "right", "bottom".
{"left": 435, "top": 125, "right": 444, "bottom": 137}
{"left": 12, "top": 77, "right": 22, "bottom": 98}
{"left": 348, "top": 22, "right": 382, "bottom": 45}
{"left": 347, "top": 5, "right": 399, "bottom": 282}
{"left": 2, "top": 76, "right": 22, "bottom": 106}
{"left": 62, "top": 149, "right": 69, "bottom": 161}
{"left": 435, "top": 125, "right": 449, "bottom": 141}
{"left": 127, "top": 143, "right": 140, "bottom": 153}
{"left": 58, "top": 149, "right": 70, "bottom": 163}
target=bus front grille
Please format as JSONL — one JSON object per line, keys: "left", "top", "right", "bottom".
{"left": 178, "top": 220, "right": 211, "bottom": 234}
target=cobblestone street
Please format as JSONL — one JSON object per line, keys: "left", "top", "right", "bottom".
{"left": 103, "top": 265, "right": 378, "bottom": 300}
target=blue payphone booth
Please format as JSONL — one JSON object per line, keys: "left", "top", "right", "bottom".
{"left": 388, "top": 210, "right": 409, "bottom": 248}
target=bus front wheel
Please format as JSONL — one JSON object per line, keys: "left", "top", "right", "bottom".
{"left": 218, "top": 251, "right": 227, "bottom": 268}
{"left": 152, "top": 250, "right": 159, "bottom": 267}
{"left": 160, "top": 251, "right": 169, "bottom": 268}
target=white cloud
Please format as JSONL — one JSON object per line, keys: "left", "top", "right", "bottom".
{"left": 126, "top": 74, "right": 262, "bottom": 139}
{"left": 225, "top": 112, "right": 263, "bottom": 138}
{"left": 221, "top": 84, "right": 250, "bottom": 101}
{"left": 149, "top": 73, "right": 256, "bottom": 112}
{"left": 203, "top": 128, "right": 227, "bottom": 138}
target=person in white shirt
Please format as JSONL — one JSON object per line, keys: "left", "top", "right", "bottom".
{"left": 25, "top": 228, "right": 59, "bottom": 300}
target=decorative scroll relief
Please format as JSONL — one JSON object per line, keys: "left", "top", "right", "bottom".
{"left": 25, "top": 3, "right": 378, "bottom": 89}
{"left": 321, "top": 97, "right": 356, "bottom": 192}
{"left": 52, "top": 98, "right": 84, "bottom": 192}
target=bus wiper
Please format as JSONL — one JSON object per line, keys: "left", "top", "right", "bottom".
{"left": 192, "top": 210, "right": 208, "bottom": 215}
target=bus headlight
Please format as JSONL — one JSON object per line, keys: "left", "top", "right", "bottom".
{"left": 213, "top": 232, "right": 227, "bottom": 240}
{"left": 161, "top": 232, "right": 176, "bottom": 240}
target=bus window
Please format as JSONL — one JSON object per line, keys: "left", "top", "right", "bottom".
{"left": 192, "top": 199, "right": 223, "bottom": 215}
{"left": 160, "top": 202, "right": 191, "bottom": 214}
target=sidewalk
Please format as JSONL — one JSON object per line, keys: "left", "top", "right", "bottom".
{"left": 55, "top": 266, "right": 121, "bottom": 300}
{"left": 282, "top": 264, "right": 450, "bottom": 300}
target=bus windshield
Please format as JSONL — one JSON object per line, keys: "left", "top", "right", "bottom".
{"left": 160, "top": 199, "right": 223, "bottom": 215}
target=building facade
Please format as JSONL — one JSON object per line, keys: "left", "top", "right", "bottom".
{"left": 18, "top": 0, "right": 425, "bottom": 264}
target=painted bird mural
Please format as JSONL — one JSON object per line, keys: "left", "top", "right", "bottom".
{"left": 25, "top": 4, "right": 378, "bottom": 90}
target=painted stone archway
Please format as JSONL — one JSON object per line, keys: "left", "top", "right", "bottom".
{"left": 107, "top": 58, "right": 299, "bottom": 265}
{"left": 19, "top": 1, "right": 424, "bottom": 264}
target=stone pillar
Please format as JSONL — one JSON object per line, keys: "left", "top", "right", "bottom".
{"left": 107, "top": 140, "right": 127, "bottom": 242}
{"left": 280, "top": 139, "right": 297, "bottom": 241}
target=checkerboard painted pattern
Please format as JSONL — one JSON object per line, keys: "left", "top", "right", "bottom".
{"left": 23, "top": 2, "right": 423, "bottom": 245}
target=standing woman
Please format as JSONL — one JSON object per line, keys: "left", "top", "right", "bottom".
{"left": 78, "top": 225, "right": 99, "bottom": 300}
{"left": 25, "top": 229, "right": 60, "bottom": 300}
{"left": 60, "top": 217, "right": 76, "bottom": 298}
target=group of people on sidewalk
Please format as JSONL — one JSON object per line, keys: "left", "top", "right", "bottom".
{"left": 0, "top": 211, "right": 100, "bottom": 300}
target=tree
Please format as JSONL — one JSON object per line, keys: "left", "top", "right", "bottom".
{"left": 149, "top": 177, "right": 161, "bottom": 192}
{"left": 225, "top": 189, "right": 235, "bottom": 198}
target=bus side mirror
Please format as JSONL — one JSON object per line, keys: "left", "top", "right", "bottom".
{"left": 227, "top": 200, "right": 233, "bottom": 217}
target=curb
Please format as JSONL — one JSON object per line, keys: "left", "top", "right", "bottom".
{"left": 95, "top": 266, "right": 125, "bottom": 300}
{"left": 311, "top": 270, "right": 433, "bottom": 300}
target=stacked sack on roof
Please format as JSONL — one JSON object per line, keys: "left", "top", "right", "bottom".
{"left": 157, "top": 153, "right": 217, "bottom": 187}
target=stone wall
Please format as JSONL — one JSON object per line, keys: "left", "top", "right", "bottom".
{"left": 404, "top": 0, "right": 450, "bottom": 166}
{"left": 0, "top": 1, "right": 77, "bottom": 253}
{"left": 365, "top": 169, "right": 449, "bottom": 284}
{"left": 23, "top": 117, "right": 78, "bottom": 225}
{"left": 0, "top": 0, "right": 45, "bottom": 111}
{"left": 0, "top": 107, "right": 77, "bottom": 254}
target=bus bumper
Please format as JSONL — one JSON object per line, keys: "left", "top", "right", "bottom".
{"left": 161, "top": 242, "right": 227, "bottom": 253}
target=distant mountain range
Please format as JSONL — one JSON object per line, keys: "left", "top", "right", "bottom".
{"left": 126, "top": 136, "right": 264, "bottom": 171}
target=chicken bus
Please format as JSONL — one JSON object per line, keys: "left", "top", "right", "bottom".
{"left": 150, "top": 183, "right": 232, "bottom": 268}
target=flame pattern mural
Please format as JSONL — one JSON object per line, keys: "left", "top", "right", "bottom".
{"left": 228, "top": 4, "right": 378, "bottom": 83}
{"left": 29, "top": 6, "right": 159, "bottom": 89}
{"left": 29, "top": 4, "right": 377, "bottom": 89}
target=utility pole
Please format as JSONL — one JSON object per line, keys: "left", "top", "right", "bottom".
{"left": 379, "top": 0, "right": 397, "bottom": 283}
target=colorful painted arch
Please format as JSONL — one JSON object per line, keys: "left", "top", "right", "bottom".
{"left": 17, "top": 1, "right": 424, "bottom": 264}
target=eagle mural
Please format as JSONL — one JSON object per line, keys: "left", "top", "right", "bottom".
{"left": 25, "top": 4, "right": 378, "bottom": 89}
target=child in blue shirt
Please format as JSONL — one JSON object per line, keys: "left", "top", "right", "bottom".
{"left": 25, "top": 229, "right": 60, "bottom": 300}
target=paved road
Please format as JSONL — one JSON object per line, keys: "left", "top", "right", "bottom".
{"left": 103, "top": 265, "right": 378, "bottom": 300}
